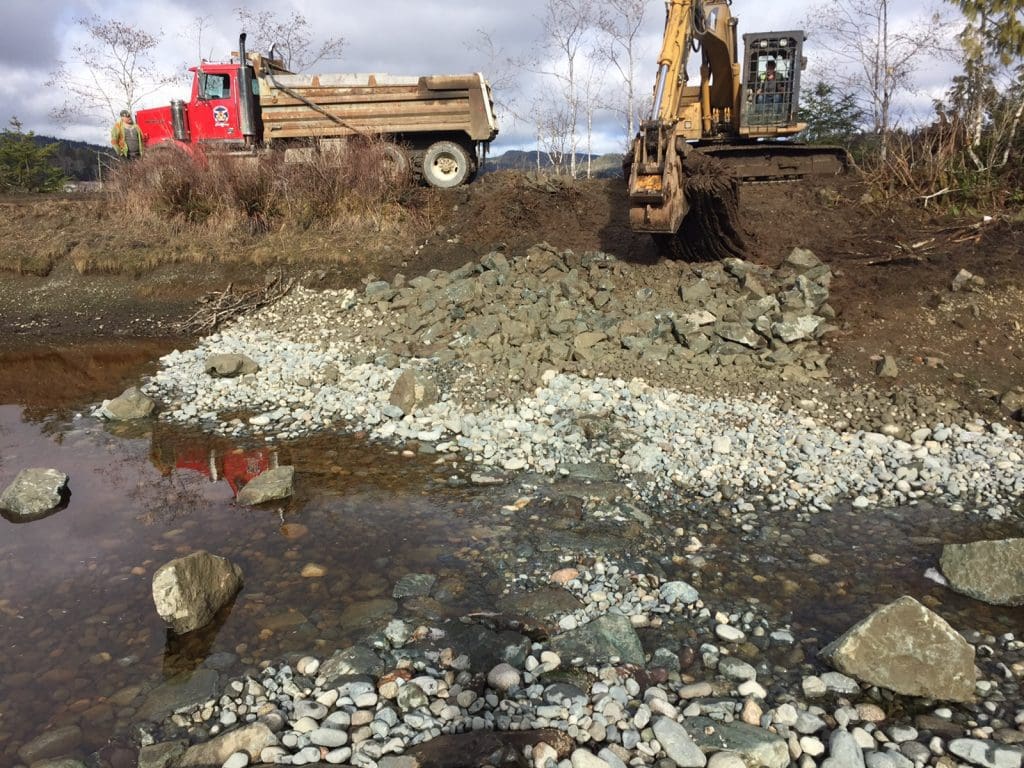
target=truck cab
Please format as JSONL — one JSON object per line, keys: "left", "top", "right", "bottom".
{"left": 136, "top": 62, "right": 259, "bottom": 151}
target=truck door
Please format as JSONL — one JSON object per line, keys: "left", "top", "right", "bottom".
{"left": 190, "top": 67, "right": 243, "bottom": 144}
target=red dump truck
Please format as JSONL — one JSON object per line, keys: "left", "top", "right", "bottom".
{"left": 136, "top": 33, "right": 499, "bottom": 188}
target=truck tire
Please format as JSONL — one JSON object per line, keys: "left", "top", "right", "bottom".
{"left": 381, "top": 143, "right": 411, "bottom": 183}
{"left": 422, "top": 141, "right": 472, "bottom": 188}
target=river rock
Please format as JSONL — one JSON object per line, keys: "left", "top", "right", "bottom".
{"left": 0, "top": 467, "right": 69, "bottom": 520}
{"left": 235, "top": 465, "right": 294, "bottom": 505}
{"left": 940, "top": 538, "right": 1024, "bottom": 606}
{"left": 320, "top": 645, "right": 386, "bottom": 681}
{"left": 136, "top": 668, "right": 220, "bottom": 721}
{"left": 177, "top": 723, "right": 278, "bottom": 766}
{"left": 685, "top": 717, "right": 789, "bottom": 768}
{"left": 820, "top": 595, "right": 975, "bottom": 702}
{"left": 205, "top": 353, "right": 259, "bottom": 377}
{"left": 549, "top": 614, "right": 645, "bottom": 666}
{"left": 16, "top": 725, "right": 83, "bottom": 764}
{"left": 389, "top": 368, "right": 439, "bottom": 414}
{"left": 100, "top": 386, "right": 156, "bottom": 420}
{"left": 652, "top": 717, "right": 706, "bottom": 767}
{"left": 151, "top": 550, "right": 243, "bottom": 634}
{"left": 948, "top": 738, "right": 1023, "bottom": 768}
{"left": 138, "top": 740, "right": 188, "bottom": 768}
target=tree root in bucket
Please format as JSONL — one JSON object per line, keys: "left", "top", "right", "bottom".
{"left": 655, "top": 152, "right": 745, "bottom": 261}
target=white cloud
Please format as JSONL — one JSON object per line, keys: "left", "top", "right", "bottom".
{"left": 2, "top": 0, "right": 962, "bottom": 153}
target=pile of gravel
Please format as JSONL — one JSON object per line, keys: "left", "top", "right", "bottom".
{"left": 138, "top": 246, "right": 1024, "bottom": 517}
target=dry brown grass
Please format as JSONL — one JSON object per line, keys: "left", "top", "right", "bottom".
{"left": 0, "top": 138, "right": 431, "bottom": 276}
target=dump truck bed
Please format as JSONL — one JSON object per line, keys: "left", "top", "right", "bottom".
{"left": 255, "top": 69, "right": 499, "bottom": 144}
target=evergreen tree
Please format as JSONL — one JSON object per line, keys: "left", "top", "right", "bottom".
{"left": 0, "top": 118, "right": 66, "bottom": 193}
{"left": 797, "top": 82, "right": 866, "bottom": 145}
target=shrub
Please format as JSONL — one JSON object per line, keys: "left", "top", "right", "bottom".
{"left": 104, "top": 136, "right": 417, "bottom": 235}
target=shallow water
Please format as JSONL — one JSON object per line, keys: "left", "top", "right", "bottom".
{"left": 0, "top": 343, "right": 1021, "bottom": 763}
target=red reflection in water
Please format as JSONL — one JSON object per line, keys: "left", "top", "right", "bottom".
{"left": 157, "top": 445, "right": 278, "bottom": 497}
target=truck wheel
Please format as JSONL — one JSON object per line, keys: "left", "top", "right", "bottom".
{"left": 422, "top": 141, "right": 472, "bottom": 188}
{"left": 381, "top": 143, "right": 411, "bottom": 183}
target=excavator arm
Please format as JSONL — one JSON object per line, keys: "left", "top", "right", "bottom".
{"left": 628, "top": 0, "right": 740, "bottom": 238}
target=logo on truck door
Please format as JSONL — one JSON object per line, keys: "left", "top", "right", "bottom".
{"left": 213, "top": 105, "right": 230, "bottom": 126}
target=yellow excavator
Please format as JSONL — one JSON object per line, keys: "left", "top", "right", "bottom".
{"left": 627, "top": 0, "right": 848, "bottom": 260}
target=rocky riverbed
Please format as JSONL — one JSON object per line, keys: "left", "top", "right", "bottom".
{"left": 11, "top": 243, "right": 1022, "bottom": 768}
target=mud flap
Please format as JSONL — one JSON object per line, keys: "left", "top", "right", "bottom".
{"left": 656, "top": 152, "right": 745, "bottom": 262}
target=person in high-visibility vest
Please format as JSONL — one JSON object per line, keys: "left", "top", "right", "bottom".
{"left": 110, "top": 110, "right": 143, "bottom": 160}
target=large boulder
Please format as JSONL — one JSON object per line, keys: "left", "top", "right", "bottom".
{"left": 940, "top": 538, "right": 1024, "bottom": 606}
{"left": 99, "top": 386, "right": 155, "bottom": 420}
{"left": 389, "top": 369, "right": 439, "bottom": 414}
{"left": 204, "top": 353, "right": 259, "bottom": 378}
{"left": 821, "top": 596, "right": 975, "bottom": 702}
{"left": 0, "top": 468, "right": 69, "bottom": 521}
{"left": 236, "top": 465, "right": 294, "bottom": 505}
{"left": 152, "top": 551, "right": 243, "bottom": 634}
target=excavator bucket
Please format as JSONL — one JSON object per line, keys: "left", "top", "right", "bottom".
{"left": 653, "top": 152, "right": 746, "bottom": 262}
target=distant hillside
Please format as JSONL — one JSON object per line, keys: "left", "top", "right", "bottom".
{"left": 31, "top": 135, "right": 114, "bottom": 182}
{"left": 485, "top": 149, "right": 625, "bottom": 179}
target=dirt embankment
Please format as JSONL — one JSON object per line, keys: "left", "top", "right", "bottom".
{"left": 0, "top": 171, "right": 1022, "bottom": 420}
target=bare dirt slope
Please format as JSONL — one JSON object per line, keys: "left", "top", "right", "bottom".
{"left": 0, "top": 171, "right": 1021, "bottom": 418}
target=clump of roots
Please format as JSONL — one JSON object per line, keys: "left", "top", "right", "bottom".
{"left": 656, "top": 152, "right": 745, "bottom": 261}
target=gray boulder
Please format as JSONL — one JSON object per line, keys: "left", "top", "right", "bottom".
{"left": 875, "top": 356, "right": 899, "bottom": 378}
{"left": 389, "top": 369, "right": 439, "bottom": 414}
{"left": 941, "top": 538, "right": 1024, "bottom": 606}
{"left": 0, "top": 468, "right": 69, "bottom": 521}
{"left": 151, "top": 551, "right": 243, "bottom": 634}
{"left": 204, "top": 353, "right": 260, "bottom": 378}
{"left": 320, "top": 645, "right": 386, "bottom": 681}
{"left": 652, "top": 717, "right": 706, "bottom": 768}
{"left": 135, "top": 669, "right": 220, "bottom": 721}
{"left": 236, "top": 466, "right": 294, "bottom": 505}
{"left": 549, "top": 614, "right": 644, "bottom": 667}
{"left": 100, "top": 386, "right": 155, "bottom": 420}
{"left": 948, "top": 738, "right": 1023, "bottom": 768}
{"left": 821, "top": 595, "right": 975, "bottom": 702}
{"left": 685, "top": 717, "right": 789, "bottom": 768}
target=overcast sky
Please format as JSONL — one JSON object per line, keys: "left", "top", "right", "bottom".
{"left": 1, "top": 0, "right": 961, "bottom": 154}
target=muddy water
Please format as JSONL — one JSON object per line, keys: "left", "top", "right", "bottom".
{"left": 0, "top": 342, "right": 1022, "bottom": 763}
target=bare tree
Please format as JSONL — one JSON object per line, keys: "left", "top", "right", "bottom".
{"left": 47, "top": 16, "right": 178, "bottom": 126}
{"left": 595, "top": 0, "right": 649, "bottom": 146}
{"left": 187, "top": 15, "right": 217, "bottom": 62}
{"left": 805, "top": 0, "right": 953, "bottom": 148}
{"left": 466, "top": 29, "right": 524, "bottom": 130}
{"left": 235, "top": 8, "right": 345, "bottom": 72}
{"left": 533, "top": 0, "right": 598, "bottom": 177}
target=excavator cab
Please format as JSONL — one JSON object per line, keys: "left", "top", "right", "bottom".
{"left": 739, "top": 32, "right": 805, "bottom": 133}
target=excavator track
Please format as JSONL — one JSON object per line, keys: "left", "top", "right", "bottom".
{"left": 697, "top": 142, "right": 850, "bottom": 182}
